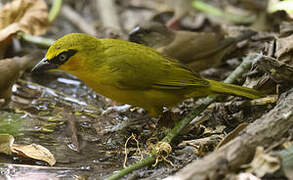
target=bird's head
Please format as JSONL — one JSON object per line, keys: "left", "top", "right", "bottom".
{"left": 128, "top": 21, "right": 175, "bottom": 49}
{"left": 33, "top": 33, "right": 99, "bottom": 73}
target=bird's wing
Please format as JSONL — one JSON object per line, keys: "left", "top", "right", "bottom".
{"left": 150, "top": 56, "right": 209, "bottom": 90}
{"left": 163, "top": 32, "right": 224, "bottom": 64}
{"left": 102, "top": 42, "right": 209, "bottom": 91}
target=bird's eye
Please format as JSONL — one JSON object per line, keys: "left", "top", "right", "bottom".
{"left": 52, "top": 50, "right": 77, "bottom": 65}
{"left": 59, "top": 54, "right": 67, "bottom": 62}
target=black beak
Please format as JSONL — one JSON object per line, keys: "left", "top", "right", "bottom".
{"left": 32, "top": 57, "right": 58, "bottom": 73}
{"left": 129, "top": 25, "right": 142, "bottom": 35}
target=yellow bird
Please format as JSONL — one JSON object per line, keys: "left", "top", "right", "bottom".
{"left": 33, "top": 33, "right": 262, "bottom": 117}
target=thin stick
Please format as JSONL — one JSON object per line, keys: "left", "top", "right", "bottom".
{"left": 61, "top": 5, "right": 98, "bottom": 36}
{"left": 18, "top": 32, "right": 54, "bottom": 47}
{"left": 65, "top": 113, "right": 80, "bottom": 152}
{"left": 96, "top": 0, "right": 121, "bottom": 31}
{"left": 48, "top": 0, "right": 63, "bottom": 23}
{"left": 106, "top": 156, "right": 155, "bottom": 180}
{"left": 192, "top": 0, "right": 255, "bottom": 24}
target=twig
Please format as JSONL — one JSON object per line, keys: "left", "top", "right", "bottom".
{"left": 17, "top": 32, "right": 54, "bottom": 47}
{"left": 65, "top": 113, "right": 80, "bottom": 152}
{"left": 192, "top": 0, "right": 255, "bottom": 24}
{"left": 185, "top": 95, "right": 278, "bottom": 130}
{"left": 61, "top": 5, "right": 98, "bottom": 36}
{"left": 223, "top": 54, "right": 261, "bottom": 84}
{"left": 106, "top": 156, "right": 155, "bottom": 180}
{"left": 215, "top": 122, "right": 248, "bottom": 150}
{"left": 207, "top": 95, "right": 278, "bottom": 110}
{"left": 105, "top": 54, "right": 261, "bottom": 180}
{"left": 166, "top": 88, "right": 293, "bottom": 180}
{"left": 162, "top": 96, "right": 216, "bottom": 143}
{"left": 48, "top": 0, "right": 63, "bottom": 23}
{"left": 96, "top": 0, "right": 121, "bottom": 31}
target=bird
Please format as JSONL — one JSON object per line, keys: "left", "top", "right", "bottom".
{"left": 32, "top": 33, "right": 262, "bottom": 117}
{"left": 129, "top": 21, "right": 256, "bottom": 71}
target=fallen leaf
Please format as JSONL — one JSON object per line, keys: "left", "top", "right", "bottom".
{"left": 178, "top": 134, "right": 223, "bottom": 156}
{"left": 0, "top": 0, "right": 49, "bottom": 42}
{"left": 256, "top": 55, "right": 293, "bottom": 84}
{"left": 0, "top": 134, "right": 14, "bottom": 155}
{"left": 12, "top": 143, "right": 56, "bottom": 166}
{"left": 275, "top": 34, "right": 293, "bottom": 65}
{"left": 245, "top": 146, "right": 280, "bottom": 177}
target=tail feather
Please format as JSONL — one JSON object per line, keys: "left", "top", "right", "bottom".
{"left": 207, "top": 79, "right": 263, "bottom": 99}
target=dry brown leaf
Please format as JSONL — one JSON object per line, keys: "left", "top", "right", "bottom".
{"left": 216, "top": 123, "right": 248, "bottom": 150}
{"left": 12, "top": 143, "right": 56, "bottom": 166}
{"left": 178, "top": 134, "right": 223, "bottom": 156}
{"left": 256, "top": 56, "right": 293, "bottom": 84}
{"left": 0, "top": 0, "right": 49, "bottom": 42}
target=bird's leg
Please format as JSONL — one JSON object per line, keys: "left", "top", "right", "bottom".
{"left": 157, "top": 110, "right": 179, "bottom": 128}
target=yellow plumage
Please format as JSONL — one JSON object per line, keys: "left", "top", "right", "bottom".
{"left": 34, "top": 33, "right": 263, "bottom": 117}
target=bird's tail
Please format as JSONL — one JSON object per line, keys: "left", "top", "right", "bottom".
{"left": 207, "top": 79, "right": 263, "bottom": 99}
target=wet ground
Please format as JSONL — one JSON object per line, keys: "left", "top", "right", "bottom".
{"left": 0, "top": 69, "right": 271, "bottom": 179}
{"left": 0, "top": 70, "right": 200, "bottom": 179}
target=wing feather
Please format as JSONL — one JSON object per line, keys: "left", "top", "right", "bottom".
{"left": 101, "top": 39, "right": 209, "bottom": 90}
